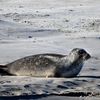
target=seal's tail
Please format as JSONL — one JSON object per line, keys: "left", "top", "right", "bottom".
{"left": 0, "top": 65, "right": 12, "bottom": 75}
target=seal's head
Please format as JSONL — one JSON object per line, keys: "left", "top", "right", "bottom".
{"left": 69, "top": 48, "right": 91, "bottom": 62}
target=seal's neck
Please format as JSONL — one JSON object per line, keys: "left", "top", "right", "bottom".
{"left": 63, "top": 54, "right": 83, "bottom": 64}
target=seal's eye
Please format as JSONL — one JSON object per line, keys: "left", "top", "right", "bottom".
{"left": 78, "top": 49, "right": 86, "bottom": 54}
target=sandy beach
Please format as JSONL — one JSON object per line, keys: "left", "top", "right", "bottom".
{"left": 0, "top": 0, "right": 100, "bottom": 99}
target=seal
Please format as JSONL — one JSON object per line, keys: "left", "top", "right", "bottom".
{"left": 0, "top": 48, "right": 91, "bottom": 77}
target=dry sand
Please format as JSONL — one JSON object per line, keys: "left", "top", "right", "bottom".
{"left": 0, "top": 0, "right": 100, "bottom": 99}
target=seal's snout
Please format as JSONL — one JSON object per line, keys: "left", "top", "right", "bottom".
{"left": 86, "top": 53, "right": 91, "bottom": 60}
{"left": 71, "top": 48, "right": 91, "bottom": 61}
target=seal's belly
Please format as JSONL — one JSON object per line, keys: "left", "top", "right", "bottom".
{"left": 13, "top": 67, "right": 55, "bottom": 77}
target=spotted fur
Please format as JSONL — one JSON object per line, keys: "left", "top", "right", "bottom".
{"left": 0, "top": 48, "right": 91, "bottom": 77}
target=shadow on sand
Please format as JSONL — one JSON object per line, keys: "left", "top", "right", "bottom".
{"left": 0, "top": 92, "right": 96, "bottom": 100}
{"left": 77, "top": 75, "right": 100, "bottom": 79}
{"left": 0, "top": 94, "right": 49, "bottom": 100}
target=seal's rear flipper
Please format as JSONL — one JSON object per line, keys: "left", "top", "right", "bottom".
{"left": 0, "top": 65, "right": 12, "bottom": 75}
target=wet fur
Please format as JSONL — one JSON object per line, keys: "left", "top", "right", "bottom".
{"left": 0, "top": 48, "right": 91, "bottom": 77}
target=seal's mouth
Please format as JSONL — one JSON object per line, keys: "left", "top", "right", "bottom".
{"left": 85, "top": 53, "right": 91, "bottom": 60}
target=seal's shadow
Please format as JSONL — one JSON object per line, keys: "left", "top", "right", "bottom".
{"left": 77, "top": 76, "right": 100, "bottom": 79}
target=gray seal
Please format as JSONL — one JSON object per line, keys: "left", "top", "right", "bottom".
{"left": 0, "top": 48, "right": 91, "bottom": 77}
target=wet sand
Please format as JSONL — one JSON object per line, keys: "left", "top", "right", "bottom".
{"left": 0, "top": 0, "right": 100, "bottom": 99}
